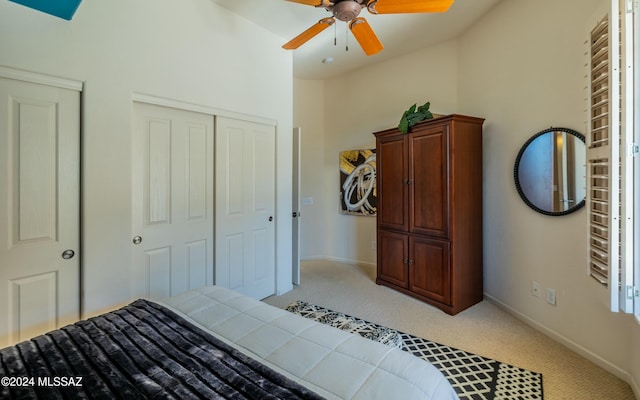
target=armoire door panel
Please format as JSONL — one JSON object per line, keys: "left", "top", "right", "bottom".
{"left": 410, "top": 126, "right": 450, "bottom": 238}
{"left": 409, "top": 237, "right": 451, "bottom": 304}
{"left": 377, "top": 230, "right": 409, "bottom": 288}
{"left": 377, "top": 135, "right": 408, "bottom": 231}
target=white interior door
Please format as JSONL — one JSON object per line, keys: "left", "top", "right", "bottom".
{"left": 215, "top": 116, "right": 276, "bottom": 299}
{"left": 132, "top": 103, "right": 214, "bottom": 301}
{"left": 292, "top": 127, "right": 301, "bottom": 285}
{"left": 0, "top": 77, "right": 80, "bottom": 347}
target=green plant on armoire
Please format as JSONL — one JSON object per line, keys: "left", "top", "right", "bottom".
{"left": 397, "top": 102, "right": 433, "bottom": 134}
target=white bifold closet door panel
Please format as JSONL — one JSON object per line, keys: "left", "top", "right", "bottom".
{"left": 215, "top": 116, "right": 276, "bottom": 300}
{"left": 0, "top": 76, "right": 80, "bottom": 347}
{"left": 132, "top": 103, "right": 214, "bottom": 301}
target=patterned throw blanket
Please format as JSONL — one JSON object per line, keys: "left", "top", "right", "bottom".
{"left": 0, "top": 300, "right": 324, "bottom": 400}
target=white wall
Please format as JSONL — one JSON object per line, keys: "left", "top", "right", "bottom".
{"left": 293, "top": 79, "right": 327, "bottom": 259}
{"left": 294, "top": 0, "right": 639, "bottom": 393}
{"left": 458, "top": 0, "right": 638, "bottom": 384}
{"left": 295, "top": 40, "right": 459, "bottom": 265}
{"left": 0, "top": 0, "right": 293, "bottom": 315}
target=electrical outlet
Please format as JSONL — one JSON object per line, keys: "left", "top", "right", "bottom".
{"left": 532, "top": 281, "right": 540, "bottom": 297}
{"left": 547, "top": 288, "right": 556, "bottom": 305}
{"left": 372, "top": 241, "right": 377, "bottom": 250}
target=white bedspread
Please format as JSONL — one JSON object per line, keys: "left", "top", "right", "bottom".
{"left": 159, "top": 286, "right": 458, "bottom": 400}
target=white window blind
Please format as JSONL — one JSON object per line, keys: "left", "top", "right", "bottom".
{"left": 588, "top": 158, "right": 610, "bottom": 285}
{"left": 586, "top": 0, "right": 637, "bottom": 314}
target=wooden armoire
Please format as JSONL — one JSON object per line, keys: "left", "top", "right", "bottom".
{"left": 374, "top": 114, "right": 484, "bottom": 315}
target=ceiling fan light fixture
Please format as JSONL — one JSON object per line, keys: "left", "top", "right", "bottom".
{"left": 331, "top": 0, "right": 362, "bottom": 21}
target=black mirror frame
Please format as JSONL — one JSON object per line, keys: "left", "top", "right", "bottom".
{"left": 513, "top": 127, "right": 586, "bottom": 216}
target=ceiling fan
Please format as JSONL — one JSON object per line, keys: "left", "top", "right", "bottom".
{"left": 282, "top": 0, "right": 455, "bottom": 56}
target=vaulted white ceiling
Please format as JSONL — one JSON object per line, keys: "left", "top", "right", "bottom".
{"left": 210, "top": 0, "right": 502, "bottom": 80}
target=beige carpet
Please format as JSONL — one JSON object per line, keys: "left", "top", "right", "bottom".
{"left": 263, "top": 259, "right": 636, "bottom": 400}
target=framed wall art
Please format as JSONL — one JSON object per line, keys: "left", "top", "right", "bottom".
{"left": 339, "top": 149, "right": 376, "bottom": 216}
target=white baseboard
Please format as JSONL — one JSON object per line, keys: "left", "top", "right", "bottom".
{"left": 484, "top": 292, "right": 638, "bottom": 397}
{"left": 300, "top": 255, "right": 324, "bottom": 261}
{"left": 301, "top": 255, "right": 375, "bottom": 267}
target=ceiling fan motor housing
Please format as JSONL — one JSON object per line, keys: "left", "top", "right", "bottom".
{"left": 331, "top": 0, "right": 363, "bottom": 21}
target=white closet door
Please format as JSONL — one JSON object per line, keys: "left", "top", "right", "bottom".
{"left": 0, "top": 77, "right": 80, "bottom": 347}
{"left": 215, "top": 116, "right": 276, "bottom": 299}
{"left": 132, "top": 103, "right": 214, "bottom": 300}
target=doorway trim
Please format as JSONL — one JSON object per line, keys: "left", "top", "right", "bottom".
{"left": 0, "top": 65, "right": 83, "bottom": 91}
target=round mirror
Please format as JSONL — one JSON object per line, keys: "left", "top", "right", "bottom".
{"left": 514, "top": 127, "right": 586, "bottom": 216}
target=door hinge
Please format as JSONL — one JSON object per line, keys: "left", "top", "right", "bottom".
{"left": 627, "top": 0, "right": 639, "bottom": 12}
{"left": 627, "top": 285, "right": 640, "bottom": 299}
{"left": 629, "top": 143, "right": 639, "bottom": 157}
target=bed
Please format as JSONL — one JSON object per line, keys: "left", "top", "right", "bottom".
{"left": 0, "top": 285, "right": 458, "bottom": 399}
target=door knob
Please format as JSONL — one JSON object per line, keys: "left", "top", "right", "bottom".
{"left": 61, "top": 249, "right": 75, "bottom": 260}
{"left": 268, "top": 216, "right": 273, "bottom": 221}
{"left": 132, "top": 236, "right": 143, "bottom": 245}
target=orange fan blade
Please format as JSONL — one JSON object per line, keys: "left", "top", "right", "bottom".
{"left": 285, "top": 0, "right": 331, "bottom": 6}
{"left": 349, "top": 18, "right": 383, "bottom": 56}
{"left": 367, "top": 0, "right": 454, "bottom": 14}
{"left": 283, "top": 17, "right": 336, "bottom": 50}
